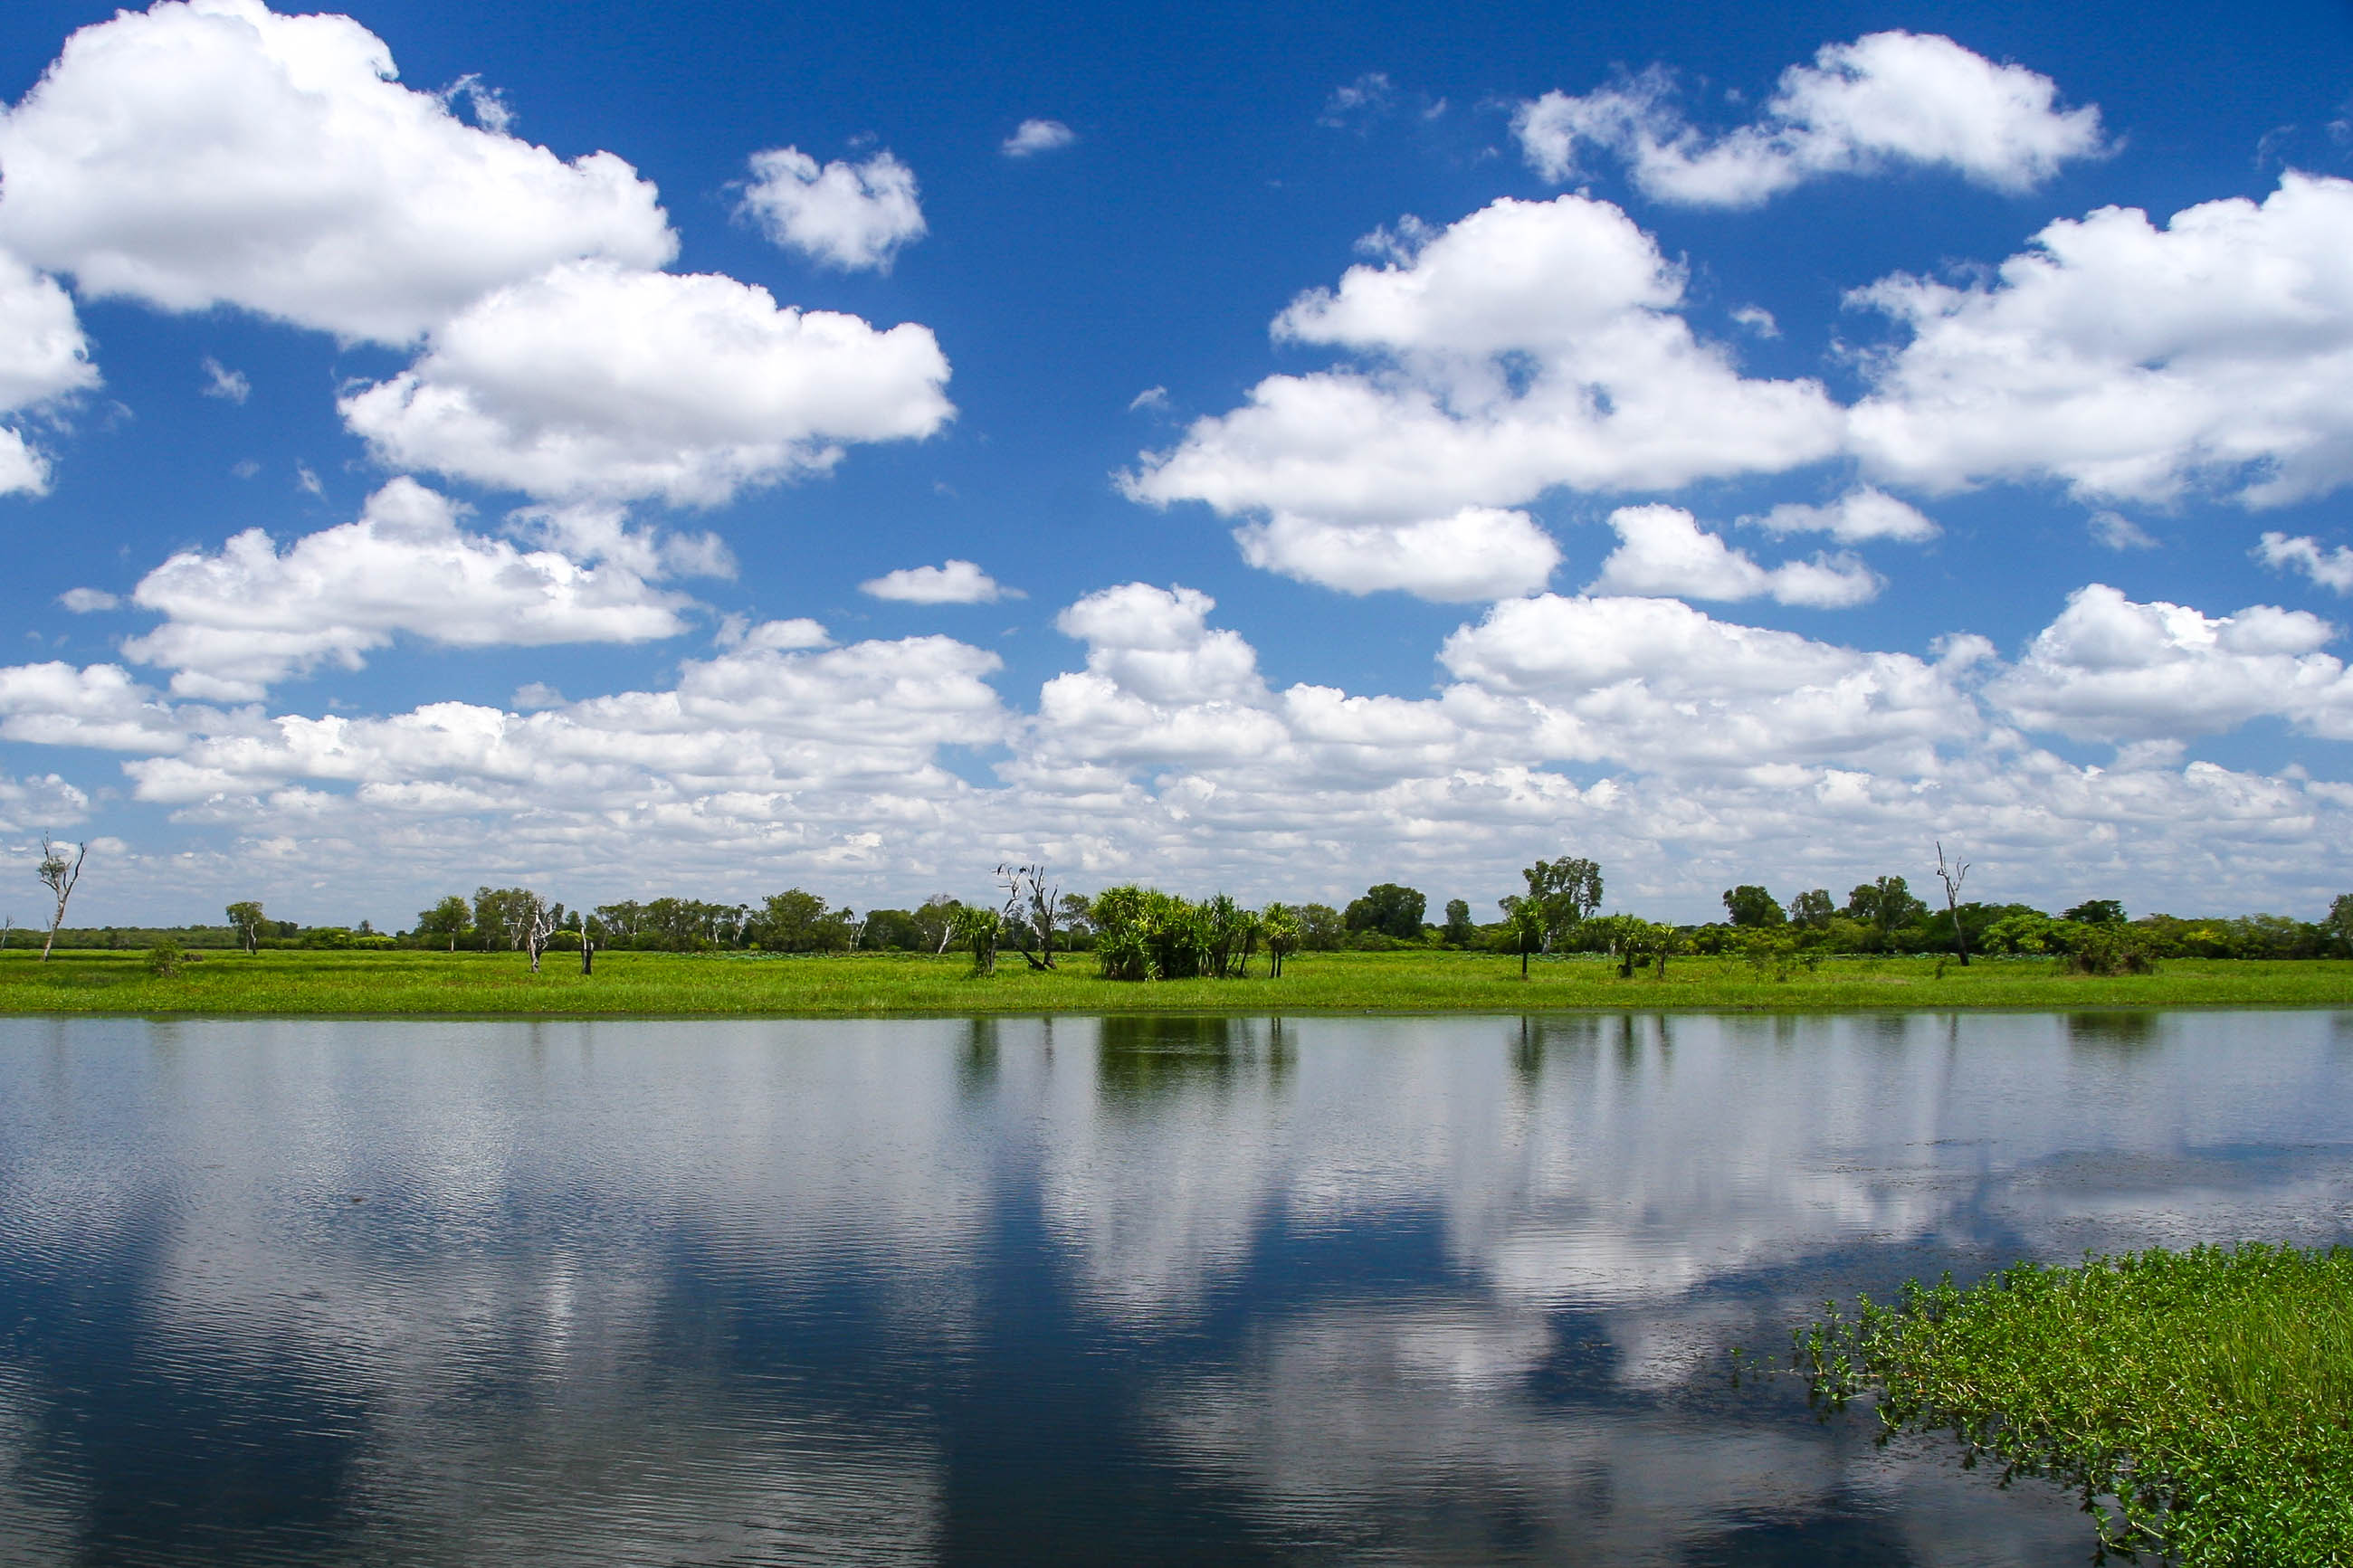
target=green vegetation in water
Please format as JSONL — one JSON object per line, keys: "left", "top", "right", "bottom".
{"left": 0, "top": 947, "right": 2347, "bottom": 1016}
{"left": 1797, "top": 1244, "right": 2353, "bottom": 1565}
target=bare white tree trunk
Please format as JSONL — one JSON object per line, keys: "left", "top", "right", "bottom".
{"left": 37, "top": 836, "right": 85, "bottom": 963}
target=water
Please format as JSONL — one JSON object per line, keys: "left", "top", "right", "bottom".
{"left": 2, "top": 1011, "right": 2350, "bottom": 1565}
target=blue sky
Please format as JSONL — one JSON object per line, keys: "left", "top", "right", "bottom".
{"left": 2, "top": 0, "right": 2351, "bottom": 928}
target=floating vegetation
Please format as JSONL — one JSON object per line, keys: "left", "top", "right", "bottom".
{"left": 1797, "top": 1244, "right": 2353, "bottom": 1564}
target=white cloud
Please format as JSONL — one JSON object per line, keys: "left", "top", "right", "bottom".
{"left": 0, "top": 660, "right": 197, "bottom": 753}
{"left": 1129, "top": 385, "right": 1169, "bottom": 412}
{"left": 1001, "top": 119, "right": 1076, "bottom": 157}
{"left": 738, "top": 147, "right": 926, "bottom": 272}
{"left": 2090, "top": 511, "right": 2158, "bottom": 551}
{"left": 58, "top": 587, "right": 118, "bottom": 613}
{"left": 1743, "top": 488, "right": 1938, "bottom": 544}
{"left": 1514, "top": 33, "right": 2105, "bottom": 207}
{"left": 339, "top": 260, "right": 953, "bottom": 506}
{"left": 120, "top": 478, "right": 700, "bottom": 699}
{"left": 1235, "top": 508, "right": 1560, "bottom": 601}
{"left": 0, "top": 0, "right": 675, "bottom": 344}
{"left": 1983, "top": 584, "right": 2353, "bottom": 743}
{"left": 200, "top": 356, "right": 249, "bottom": 403}
{"left": 1851, "top": 174, "right": 2353, "bottom": 507}
{"left": 1586, "top": 505, "right": 1880, "bottom": 607}
{"left": 861, "top": 560, "right": 1019, "bottom": 604}
{"left": 0, "top": 251, "right": 96, "bottom": 413}
{"left": 0, "top": 249, "right": 99, "bottom": 496}
{"left": 1123, "top": 195, "right": 1842, "bottom": 599}
{"left": 0, "top": 770, "right": 90, "bottom": 832}
{"left": 8, "top": 580, "right": 2353, "bottom": 921}
{"left": 2256, "top": 531, "right": 2353, "bottom": 593}
{"left": 1729, "top": 305, "right": 1779, "bottom": 338}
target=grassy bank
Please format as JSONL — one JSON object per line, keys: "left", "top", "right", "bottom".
{"left": 0, "top": 947, "right": 2347, "bottom": 1016}
{"left": 1799, "top": 1245, "right": 2353, "bottom": 1565}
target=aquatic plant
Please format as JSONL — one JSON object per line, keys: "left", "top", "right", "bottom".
{"left": 1798, "top": 1244, "right": 2353, "bottom": 1564}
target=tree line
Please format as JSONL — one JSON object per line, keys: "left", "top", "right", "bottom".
{"left": 18, "top": 847, "right": 2353, "bottom": 974}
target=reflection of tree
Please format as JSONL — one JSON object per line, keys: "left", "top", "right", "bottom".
{"left": 1510, "top": 1015, "right": 1609, "bottom": 1085}
{"left": 2067, "top": 1011, "right": 2158, "bottom": 1050}
{"left": 1095, "top": 1016, "right": 1297, "bottom": 1103}
{"left": 959, "top": 1017, "right": 1000, "bottom": 1095}
{"left": 1097, "top": 1014, "right": 1243, "bottom": 1102}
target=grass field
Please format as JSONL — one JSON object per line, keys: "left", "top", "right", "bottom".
{"left": 1799, "top": 1244, "right": 2353, "bottom": 1565}
{"left": 0, "top": 946, "right": 2347, "bottom": 1015}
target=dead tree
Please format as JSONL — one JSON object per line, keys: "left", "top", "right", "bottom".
{"left": 996, "top": 861, "right": 1058, "bottom": 972}
{"left": 524, "top": 900, "right": 559, "bottom": 974}
{"left": 1934, "top": 841, "right": 1971, "bottom": 968}
{"left": 36, "top": 834, "right": 85, "bottom": 962}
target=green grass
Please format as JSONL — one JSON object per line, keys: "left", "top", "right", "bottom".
{"left": 1799, "top": 1245, "right": 2353, "bottom": 1565}
{"left": 0, "top": 947, "right": 2346, "bottom": 1016}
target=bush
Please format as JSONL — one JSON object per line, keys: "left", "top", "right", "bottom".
{"left": 2064, "top": 925, "right": 2158, "bottom": 975}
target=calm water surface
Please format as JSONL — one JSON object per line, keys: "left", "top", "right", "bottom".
{"left": 4, "top": 1011, "right": 2351, "bottom": 1565}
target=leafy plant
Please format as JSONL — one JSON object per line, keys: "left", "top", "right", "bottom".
{"left": 1797, "top": 1244, "right": 2353, "bottom": 1565}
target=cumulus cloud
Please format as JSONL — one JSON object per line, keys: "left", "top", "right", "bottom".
{"left": 738, "top": 147, "right": 926, "bottom": 271}
{"left": 120, "top": 478, "right": 700, "bottom": 699}
{"left": 116, "top": 630, "right": 1010, "bottom": 819}
{"left": 1983, "top": 584, "right": 2353, "bottom": 743}
{"left": 1123, "top": 195, "right": 1841, "bottom": 599}
{"left": 0, "top": 0, "right": 675, "bottom": 344}
{"left": 1586, "top": 505, "right": 1880, "bottom": 607}
{"left": 5, "top": 580, "right": 2353, "bottom": 919}
{"left": 861, "top": 560, "right": 1018, "bottom": 604}
{"left": 2256, "top": 531, "right": 2353, "bottom": 593}
{"left": 1235, "top": 508, "right": 1560, "bottom": 601}
{"left": 338, "top": 260, "right": 953, "bottom": 506}
{"left": 1850, "top": 174, "right": 2353, "bottom": 507}
{"left": 0, "top": 660, "right": 198, "bottom": 753}
{"left": 1514, "top": 33, "right": 2106, "bottom": 207}
{"left": 0, "top": 769, "right": 90, "bottom": 832}
{"left": 1001, "top": 119, "right": 1076, "bottom": 157}
{"left": 1743, "top": 488, "right": 1938, "bottom": 544}
{"left": 0, "top": 249, "right": 100, "bottom": 495}
{"left": 58, "top": 587, "right": 118, "bottom": 612}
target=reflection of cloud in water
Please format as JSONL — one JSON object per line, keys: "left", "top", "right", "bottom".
{"left": 5, "top": 1010, "right": 2352, "bottom": 1562}
{"left": 0, "top": 1019, "right": 1000, "bottom": 1563}
{"left": 1035, "top": 1010, "right": 2353, "bottom": 1325}
{"left": 1157, "top": 1300, "right": 1847, "bottom": 1565}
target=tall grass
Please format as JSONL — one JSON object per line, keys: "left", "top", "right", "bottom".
{"left": 1799, "top": 1244, "right": 2353, "bottom": 1564}
{"left": 0, "top": 948, "right": 2346, "bottom": 1017}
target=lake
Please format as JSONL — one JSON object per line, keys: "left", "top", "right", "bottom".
{"left": 2, "top": 1011, "right": 2349, "bottom": 1565}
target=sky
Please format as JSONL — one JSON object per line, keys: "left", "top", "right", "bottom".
{"left": 2, "top": 0, "right": 2352, "bottom": 930}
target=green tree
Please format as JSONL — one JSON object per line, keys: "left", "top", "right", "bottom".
{"left": 225, "top": 900, "right": 266, "bottom": 954}
{"left": 1296, "top": 903, "right": 1346, "bottom": 951}
{"left": 415, "top": 894, "right": 471, "bottom": 952}
{"left": 1442, "top": 898, "right": 1475, "bottom": 946}
{"left": 1506, "top": 901, "right": 1546, "bottom": 979}
{"left": 1722, "top": 885, "right": 1786, "bottom": 927}
{"left": 1345, "top": 883, "right": 1426, "bottom": 941}
{"left": 1788, "top": 889, "right": 1834, "bottom": 929}
{"left": 2328, "top": 894, "right": 2353, "bottom": 956}
{"left": 1844, "top": 876, "right": 1928, "bottom": 945}
{"left": 2062, "top": 899, "right": 2127, "bottom": 925}
{"left": 472, "top": 887, "right": 548, "bottom": 953}
{"left": 912, "top": 895, "right": 963, "bottom": 955}
{"left": 1510, "top": 856, "right": 1603, "bottom": 950}
{"left": 1261, "top": 904, "right": 1301, "bottom": 977}
{"left": 754, "top": 889, "right": 852, "bottom": 952}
